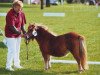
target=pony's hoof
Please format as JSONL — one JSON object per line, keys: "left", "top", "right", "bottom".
{"left": 84, "top": 66, "right": 89, "bottom": 70}
{"left": 48, "top": 67, "right": 51, "bottom": 69}
{"left": 44, "top": 68, "right": 48, "bottom": 70}
{"left": 78, "top": 70, "right": 84, "bottom": 73}
{"left": 48, "top": 66, "right": 51, "bottom": 69}
{"left": 79, "top": 71, "right": 82, "bottom": 74}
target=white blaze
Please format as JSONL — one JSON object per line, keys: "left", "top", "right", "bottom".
{"left": 32, "top": 30, "right": 37, "bottom": 36}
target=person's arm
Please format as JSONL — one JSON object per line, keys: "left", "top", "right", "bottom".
{"left": 21, "top": 25, "right": 26, "bottom": 34}
{"left": 9, "top": 25, "right": 21, "bottom": 35}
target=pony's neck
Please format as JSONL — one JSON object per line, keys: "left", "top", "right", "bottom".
{"left": 35, "top": 28, "right": 55, "bottom": 44}
{"left": 39, "top": 28, "right": 55, "bottom": 38}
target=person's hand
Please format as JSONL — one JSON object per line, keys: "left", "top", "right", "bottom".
{"left": 16, "top": 31, "right": 21, "bottom": 35}
{"left": 23, "top": 33, "right": 29, "bottom": 40}
{"left": 23, "top": 33, "right": 30, "bottom": 45}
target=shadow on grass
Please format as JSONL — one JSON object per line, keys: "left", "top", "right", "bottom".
{"left": 0, "top": 68, "right": 56, "bottom": 75}
{"left": 0, "top": 42, "right": 7, "bottom": 48}
{"left": 0, "top": 67, "right": 79, "bottom": 75}
{"left": 62, "top": 70, "right": 79, "bottom": 74}
{"left": 0, "top": 67, "right": 10, "bottom": 74}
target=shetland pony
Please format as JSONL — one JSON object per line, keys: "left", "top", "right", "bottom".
{"left": 26, "top": 23, "right": 89, "bottom": 73}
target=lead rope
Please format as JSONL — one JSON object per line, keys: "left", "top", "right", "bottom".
{"left": 26, "top": 42, "right": 28, "bottom": 60}
{"left": 25, "top": 35, "right": 29, "bottom": 60}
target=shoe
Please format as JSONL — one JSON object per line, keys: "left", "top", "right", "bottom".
{"left": 14, "top": 65, "right": 23, "bottom": 69}
{"left": 6, "top": 67, "right": 14, "bottom": 71}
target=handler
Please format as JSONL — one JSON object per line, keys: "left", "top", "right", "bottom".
{"left": 5, "top": 0, "right": 26, "bottom": 71}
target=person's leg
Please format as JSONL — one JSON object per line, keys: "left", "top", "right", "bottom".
{"left": 14, "top": 37, "right": 22, "bottom": 68}
{"left": 6, "top": 38, "right": 16, "bottom": 71}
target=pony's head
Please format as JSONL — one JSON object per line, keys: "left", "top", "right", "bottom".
{"left": 26, "top": 23, "right": 48, "bottom": 39}
{"left": 25, "top": 23, "right": 38, "bottom": 43}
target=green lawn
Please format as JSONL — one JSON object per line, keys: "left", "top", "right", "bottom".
{"left": 0, "top": 3, "right": 100, "bottom": 75}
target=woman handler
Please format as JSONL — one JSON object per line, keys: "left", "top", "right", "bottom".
{"left": 5, "top": 0, "right": 26, "bottom": 71}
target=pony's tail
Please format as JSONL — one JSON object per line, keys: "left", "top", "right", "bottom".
{"left": 79, "top": 36, "right": 89, "bottom": 70}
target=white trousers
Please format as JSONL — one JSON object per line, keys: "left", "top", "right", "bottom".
{"left": 6, "top": 37, "right": 21, "bottom": 68}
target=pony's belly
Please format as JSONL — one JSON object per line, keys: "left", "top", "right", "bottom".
{"left": 50, "top": 50, "right": 69, "bottom": 57}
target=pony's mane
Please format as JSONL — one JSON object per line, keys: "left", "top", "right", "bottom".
{"left": 34, "top": 23, "right": 57, "bottom": 36}
{"left": 35, "top": 23, "right": 48, "bottom": 30}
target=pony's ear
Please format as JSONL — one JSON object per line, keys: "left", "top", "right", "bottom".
{"left": 32, "top": 23, "right": 35, "bottom": 27}
{"left": 35, "top": 26, "right": 38, "bottom": 30}
{"left": 28, "top": 23, "right": 33, "bottom": 30}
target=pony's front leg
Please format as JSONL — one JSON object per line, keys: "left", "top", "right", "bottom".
{"left": 48, "top": 56, "right": 51, "bottom": 69}
{"left": 43, "top": 55, "right": 51, "bottom": 70}
{"left": 44, "top": 60, "right": 49, "bottom": 70}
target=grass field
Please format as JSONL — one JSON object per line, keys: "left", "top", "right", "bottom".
{"left": 0, "top": 3, "right": 100, "bottom": 75}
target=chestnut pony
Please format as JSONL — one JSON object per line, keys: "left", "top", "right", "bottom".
{"left": 26, "top": 24, "right": 89, "bottom": 72}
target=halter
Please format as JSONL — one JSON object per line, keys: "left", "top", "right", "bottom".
{"left": 26, "top": 30, "right": 37, "bottom": 40}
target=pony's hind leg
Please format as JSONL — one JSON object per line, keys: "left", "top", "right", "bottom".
{"left": 71, "top": 51, "right": 83, "bottom": 73}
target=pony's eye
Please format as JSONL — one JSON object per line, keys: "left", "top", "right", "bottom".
{"left": 32, "top": 30, "right": 37, "bottom": 36}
